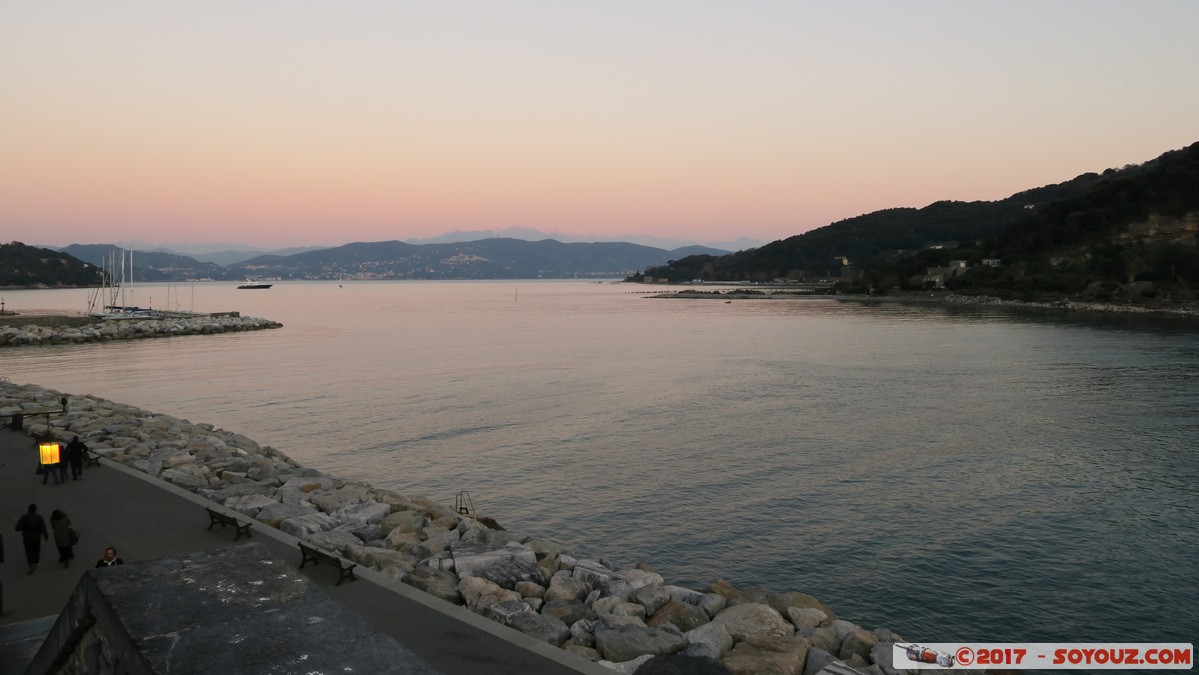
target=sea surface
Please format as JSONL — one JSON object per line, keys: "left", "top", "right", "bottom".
{"left": 3, "top": 281, "right": 1197, "bottom": 645}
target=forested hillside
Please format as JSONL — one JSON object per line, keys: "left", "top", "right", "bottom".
{"left": 641, "top": 141, "right": 1199, "bottom": 307}
{"left": 0, "top": 242, "right": 101, "bottom": 288}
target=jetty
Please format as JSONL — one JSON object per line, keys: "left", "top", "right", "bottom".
{"left": 0, "top": 382, "right": 915, "bottom": 674}
{"left": 0, "top": 312, "right": 282, "bottom": 347}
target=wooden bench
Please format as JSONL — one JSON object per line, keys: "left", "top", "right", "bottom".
{"left": 84, "top": 450, "right": 102, "bottom": 468}
{"left": 205, "top": 507, "right": 252, "bottom": 541}
{"left": 298, "top": 542, "right": 358, "bottom": 586}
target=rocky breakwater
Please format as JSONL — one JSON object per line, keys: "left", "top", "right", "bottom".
{"left": 0, "top": 314, "right": 282, "bottom": 347}
{"left": 1, "top": 381, "right": 927, "bottom": 675}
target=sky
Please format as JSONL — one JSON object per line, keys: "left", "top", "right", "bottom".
{"left": 3, "top": 1, "right": 1198, "bottom": 250}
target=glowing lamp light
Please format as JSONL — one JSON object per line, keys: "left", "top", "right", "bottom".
{"left": 39, "top": 435, "right": 61, "bottom": 465}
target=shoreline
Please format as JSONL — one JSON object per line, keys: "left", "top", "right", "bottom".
{"left": 843, "top": 291, "right": 1199, "bottom": 316}
{"left": 644, "top": 287, "right": 1199, "bottom": 319}
{"left": 1, "top": 380, "right": 916, "bottom": 673}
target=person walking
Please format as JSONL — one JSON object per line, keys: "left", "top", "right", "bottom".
{"left": 40, "top": 456, "right": 62, "bottom": 486}
{"left": 14, "top": 504, "right": 49, "bottom": 574}
{"left": 56, "top": 454, "right": 69, "bottom": 484}
{"left": 50, "top": 509, "right": 75, "bottom": 568}
{"left": 66, "top": 436, "right": 88, "bottom": 480}
{"left": 95, "top": 547, "right": 124, "bottom": 568}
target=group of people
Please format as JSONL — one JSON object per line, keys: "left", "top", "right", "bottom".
{"left": 13, "top": 503, "right": 123, "bottom": 574}
{"left": 39, "top": 436, "right": 90, "bottom": 486}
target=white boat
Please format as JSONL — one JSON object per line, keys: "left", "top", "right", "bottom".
{"left": 237, "top": 280, "right": 273, "bottom": 289}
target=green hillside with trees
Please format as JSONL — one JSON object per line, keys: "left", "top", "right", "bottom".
{"left": 0, "top": 241, "right": 101, "bottom": 288}
{"left": 639, "top": 141, "right": 1199, "bottom": 306}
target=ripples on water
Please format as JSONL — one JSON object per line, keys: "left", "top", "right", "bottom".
{"left": 3, "top": 282, "right": 1196, "bottom": 645}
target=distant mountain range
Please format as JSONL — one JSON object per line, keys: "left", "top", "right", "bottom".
{"left": 230, "top": 239, "right": 727, "bottom": 280}
{"left": 22, "top": 239, "right": 731, "bottom": 283}
{"left": 104, "top": 230, "right": 763, "bottom": 266}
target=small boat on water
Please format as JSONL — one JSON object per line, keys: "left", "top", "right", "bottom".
{"left": 237, "top": 280, "right": 273, "bottom": 290}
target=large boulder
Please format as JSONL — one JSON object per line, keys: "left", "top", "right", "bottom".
{"left": 631, "top": 585, "right": 673, "bottom": 615}
{"left": 256, "top": 502, "right": 317, "bottom": 528}
{"left": 379, "top": 509, "right": 426, "bottom": 536}
{"left": 720, "top": 635, "right": 811, "bottom": 675}
{"left": 540, "top": 599, "right": 596, "bottom": 627}
{"left": 710, "top": 603, "right": 794, "bottom": 642}
{"left": 450, "top": 541, "right": 540, "bottom": 588}
{"left": 508, "top": 612, "right": 570, "bottom": 647}
{"left": 767, "top": 592, "right": 834, "bottom": 623}
{"left": 277, "top": 475, "right": 334, "bottom": 505}
{"left": 647, "top": 599, "right": 710, "bottom": 633}
{"left": 788, "top": 607, "right": 829, "bottom": 630}
{"left": 221, "top": 493, "right": 279, "bottom": 517}
{"left": 333, "top": 500, "right": 391, "bottom": 526}
{"left": 308, "top": 484, "right": 370, "bottom": 513}
{"left": 345, "top": 544, "right": 418, "bottom": 571}
{"left": 458, "top": 575, "right": 521, "bottom": 614}
{"left": 544, "top": 574, "right": 589, "bottom": 602}
{"left": 803, "top": 648, "right": 839, "bottom": 675}
{"left": 305, "top": 530, "right": 365, "bottom": 556}
{"left": 403, "top": 566, "right": 463, "bottom": 605}
{"left": 839, "top": 627, "right": 878, "bottom": 663}
{"left": 684, "top": 622, "right": 734, "bottom": 661}
{"left": 279, "top": 512, "right": 340, "bottom": 539}
{"left": 159, "top": 467, "right": 210, "bottom": 490}
{"left": 411, "top": 527, "right": 460, "bottom": 560}
{"left": 593, "top": 623, "right": 687, "bottom": 663}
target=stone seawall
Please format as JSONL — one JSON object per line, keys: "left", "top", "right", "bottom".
{"left": 0, "top": 314, "right": 283, "bottom": 346}
{"left": 1, "top": 382, "right": 925, "bottom": 675}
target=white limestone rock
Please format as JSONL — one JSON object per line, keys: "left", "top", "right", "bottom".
{"left": 279, "top": 512, "right": 339, "bottom": 539}
{"left": 223, "top": 494, "right": 279, "bottom": 516}
{"left": 309, "top": 484, "right": 370, "bottom": 513}
{"left": 255, "top": 502, "right": 316, "bottom": 528}
{"left": 450, "top": 541, "right": 539, "bottom": 588}
{"left": 306, "top": 530, "right": 365, "bottom": 556}
{"left": 345, "top": 543, "right": 419, "bottom": 571}
{"left": 277, "top": 475, "right": 335, "bottom": 505}
{"left": 333, "top": 500, "right": 391, "bottom": 526}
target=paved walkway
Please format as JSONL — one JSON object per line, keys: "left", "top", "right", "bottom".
{"left": 0, "top": 427, "right": 608, "bottom": 674}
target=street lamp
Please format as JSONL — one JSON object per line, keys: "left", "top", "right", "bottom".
{"left": 38, "top": 428, "right": 61, "bottom": 466}
{"left": 36, "top": 399, "right": 67, "bottom": 465}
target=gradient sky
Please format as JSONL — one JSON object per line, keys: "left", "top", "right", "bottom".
{"left": 3, "top": 1, "right": 1198, "bottom": 249}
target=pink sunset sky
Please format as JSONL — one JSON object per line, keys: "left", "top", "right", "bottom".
{"left": 3, "top": 1, "right": 1197, "bottom": 250}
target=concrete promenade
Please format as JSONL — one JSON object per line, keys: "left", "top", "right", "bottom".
{"left": 0, "top": 427, "right": 609, "bottom": 674}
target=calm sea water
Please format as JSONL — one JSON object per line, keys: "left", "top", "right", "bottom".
{"left": 3, "top": 281, "right": 1197, "bottom": 645}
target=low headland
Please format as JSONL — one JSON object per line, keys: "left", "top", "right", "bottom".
{"left": 0, "top": 312, "right": 282, "bottom": 347}
{"left": 1, "top": 380, "right": 915, "bottom": 674}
